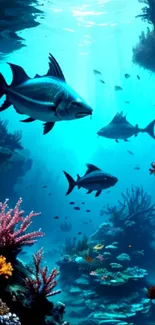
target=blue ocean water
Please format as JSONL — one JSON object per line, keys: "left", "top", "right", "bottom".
{"left": 0, "top": 0, "right": 155, "bottom": 325}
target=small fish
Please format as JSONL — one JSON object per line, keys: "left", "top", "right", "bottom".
{"left": 124, "top": 101, "right": 130, "bottom": 104}
{"left": 134, "top": 166, "right": 140, "bottom": 170}
{"left": 69, "top": 201, "right": 75, "bottom": 205}
{"left": 63, "top": 163, "right": 118, "bottom": 197}
{"left": 74, "top": 206, "right": 80, "bottom": 210}
{"left": 82, "top": 202, "right": 85, "bottom": 205}
{"left": 100, "top": 79, "right": 105, "bottom": 84}
{"left": 48, "top": 193, "right": 52, "bottom": 196}
{"left": 93, "top": 69, "right": 102, "bottom": 75}
{"left": 78, "top": 232, "right": 82, "bottom": 235}
{"left": 137, "top": 75, "right": 140, "bottom": 80}
{"left": 127, "top": 150, "right": 134, "bottom": 156}
{"left": 97, "top": 111, "right": 155, "bottom": 141}
{"left": 0, "top": 54, "right": 93, "bottom": 135}
{"left": 54, "top": 216, "right": 59, "bottom": 219}
{"left": 42, "top": 185, "right": 47, "bottom": 188}
{"left": 124, "top": 73, "right": 130, "bottom": 79}
{"left": 149, "top": 162, "right": 155, "bottom": 175}
{"left": 85, "top": 256, "right": 93, "bottom": 263}
{"left": 148, "top": 286, "right": 155, "bottom": 299}
{"left": 114, "top": 85, "right": 123, "bottom": 91}
{"left": 93, "top": 244, "right": 104, "bottom": 250}
{"left": 86, "top": 209, "right": 91, "bottom": 212}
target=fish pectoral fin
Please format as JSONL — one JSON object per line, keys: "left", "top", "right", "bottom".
{"left": 7, "top": 62, "right": 30, "bottom": 86}
{"left": 95, "top": 190, "right": 102, "bottom": 197}
{"left": 87, "top": 190, "right": 93, "bottom": 194}
{"left": 0, "top": 98, "right": 11, "bottom": 112}
{"left": 20, "top": 117, "right": 36, "bottom": 123}
{"left": 43, "top": 122, "right": 55, "bottom": 135}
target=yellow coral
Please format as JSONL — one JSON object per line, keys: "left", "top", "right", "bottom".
{"left": 0, "top": 255, "right": 13, "bottom": 278}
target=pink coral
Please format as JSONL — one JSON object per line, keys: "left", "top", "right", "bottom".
{"left": 26, "top": 248, "right": 61, "bottom": 297}
{"left": 0, "top": 198, "right": 44, "bottom": 250}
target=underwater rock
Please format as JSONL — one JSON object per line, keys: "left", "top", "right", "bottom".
{"left": 0, "top": 312, "right": 21, "bottom": 325}
{"left": 74, "top": 275, "right": 89, "bottom": 286}
{"left": 69, "top": 286, "right": 82, "bottom": 294}
{"left": 110, "top": 263, "right": 123, "bottom": 269}
{"left": 116, "top": 253, "right": 131, "bottom": 262}
{"left": 105, "top": 245, "right": 118, "bottom": 250}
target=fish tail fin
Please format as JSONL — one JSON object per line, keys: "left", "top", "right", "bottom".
{"left": 63, "top": 171, "right": 76, "bottom": 195}
{"left": 144, "top": 120, "right": 155, "bottom": 139}
{"left": 0, "top": 73, "right": 7, "bottom": 97}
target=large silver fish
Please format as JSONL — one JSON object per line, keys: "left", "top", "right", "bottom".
{"left": 0, "top": 53, "right": 93, "bottom": 134}
{"left": 63, "top": 163, "right": 118, "bottom": 197}
{"left": 97, "top": 111, "right": 155, "bottom": 142}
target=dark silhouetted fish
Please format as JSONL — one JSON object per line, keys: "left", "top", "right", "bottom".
{"left": 63, "top": 163, "right": 118, "bottom": 197}
{"left": 69, "top": 201, "right": 75, "bottom": 205}
{"left": 74, "top": 206, "right": 80, "bottom": 210}
{"left": 42, "top": 185, "right": 47, "bottom": 188}
{"left": 125, "top": 101, "right": 130, "bottom": 104}
{"left": 93, "top": 69, "right": 102, "bottom": 75}
{"left": 137, "top": 75, "right": 140, "bottom": 80}
{"left": 97, "top": 111, "right": 155, "bottom": 142}
{"left": 100, "top": 79, "right": 105, "bottom": 84}
{"left": 127, "top": 150, "right": 134, "bottom": 156}
{"left": 0, "top": 53, "right": 93, "bottom": 134}
{"left": 115, "top": 86, "right": 123, "bottom": 91}
{"left": 124, "top": 73, "right": 130, "bottom": 79}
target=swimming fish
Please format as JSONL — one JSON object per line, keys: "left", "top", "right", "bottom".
{"left": 93, "top": 69, "right": 102, "bottom": 75}
{"left": 97, "top": 111, "right": 155, "bottom": 142}
{"left": 114, "top": 85, "right": 123, "bottom": 91}
{"left": 124, "top": 73, "right": 130, "bottom": 79}
{"left": 63, "top": 163, "right": 118, "bottom": 197}
{"left": 149, "top": 162, "right": 155, "bottom": 175}
{"left": 0, "top": 53, "right": 93, "bottom": 134}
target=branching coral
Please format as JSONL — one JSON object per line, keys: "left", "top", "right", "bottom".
{"left": 0, "top": 198, "right": 44, "bottom": 257}
{"left": 0, "top": 256, "right": 13, "bottom": 278}
{"left": 26, "top": 248, "right": 61, "bottom": 298}
{"left": 101, "top": 186, "right": 155, "bottom": 226}
{"left": 0, "top": 120, "right": 23, "bottom": 151}
{"left": 136, "top": 0, "right": 155, "bottom": 27}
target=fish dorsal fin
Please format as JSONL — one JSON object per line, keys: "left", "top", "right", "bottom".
{"left": 7, "top": 63, "right": 30, "bottom": 86}
{"left": 34, "top": 53, "right": 66, "bottom": 81}
{"left": 85, "top": 164, "right": 101, "bottom": 175}
{"left": 111, "top": 111, "right": 127, "bottom": 124}
{"left": 77, "top": 174, "right": 80, "bottom": 181}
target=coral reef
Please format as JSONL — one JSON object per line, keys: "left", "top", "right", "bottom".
{"left": 0, "top": 198, "right": 69, "bottom": 325}
{"left": 133, "top": 1, "right": 155, "bottom": 71}
{"left": 0, "top": 0, "right": 43, "bottom": 57}
{"left": 0, "top": 120, "right": 33, "bottom": 200}
{"left": 0, "top": 256, "right": 13, "bottom": 279}
{"left": 57, "top": 186, "right": 155, "bottom": 324}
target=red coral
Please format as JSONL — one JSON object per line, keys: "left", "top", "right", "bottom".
{"left": 0, "top": 198, "right": 44, "bottom": 250}
{"left": 26, "top": 248, "right": 61, "bottom": 297}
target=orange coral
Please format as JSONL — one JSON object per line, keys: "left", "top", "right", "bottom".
{"left": 0, "top": 255, "right": 13, "bottom": 278}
